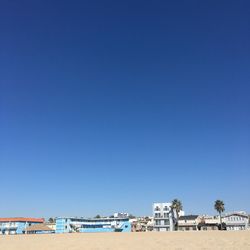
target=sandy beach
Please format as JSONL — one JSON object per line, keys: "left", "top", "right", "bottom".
{"left": 0, "top": 231, "right": 250, "bottom": 250}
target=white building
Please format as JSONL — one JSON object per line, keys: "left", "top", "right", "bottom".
{"left": 113, "top": 213, "right": 129, "bottom": 218}
{"left": 153, "top": 202, "right": 174, "bottom": 232}
{"left": 223, "top": 212, "right": 248, "bottom": 231}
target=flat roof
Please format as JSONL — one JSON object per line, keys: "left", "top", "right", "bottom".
{"left": 56, "top": 217, "right": 129, "bottom": 222}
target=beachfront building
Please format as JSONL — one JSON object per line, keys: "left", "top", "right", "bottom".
{"left": 0, "top": 218, "right": 44, "bottom": 235}
{"left": 178, "top": 215, "right": 199, "bottom": 231}
{"left": 55, "top": 217, "right": 131, "bottom": 233}
{"left": 223, "top": 212, "right": 249, "bottom": 230}
{"left": 114, "top": 213, "right": 129, "bottom": 218}
{"left": 131, "top": 217, "right": 154, "bottom": 232}
{"left": 46, "top": 222, "right": 56, "bottom": 231}
{"left": 25, "top": 224, "right": 55, "bottom": 234}
{"left": 197, "top": 216, "right": 219, "bottom": 230}
{"left": 153, "top": 202, "right": 175, "bottom": 232}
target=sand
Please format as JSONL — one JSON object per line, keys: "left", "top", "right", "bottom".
{"left": 0, "top": 231, "right": 250, "bottom": 250}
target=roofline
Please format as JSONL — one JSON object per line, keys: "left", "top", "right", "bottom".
{"left": 179, "top": 215, "right": 199, "bottom": 219}
{"left": 223, "top": 213, "right": 248, "bottom": 218}
{"left": 153, "top": 202, "right": 172, "bottom": 204}
{"left": 55, "top": 217, "right": 129, "bottom": 221}
{"left": 0, "top": 217, "right": 44, "bottom": 223}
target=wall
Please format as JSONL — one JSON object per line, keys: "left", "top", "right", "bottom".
{"left": 55, "top": 218, "right": 131, "bottom": 233}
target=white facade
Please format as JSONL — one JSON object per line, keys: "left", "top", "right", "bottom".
{"left": 223, "top": 212, "right": 248, "bottom": 231}
{"left": 153, "top": 202, "right": 174, "bottom": 232}
{"left": 113, "top": 213, "right": 129, "bottom": 218}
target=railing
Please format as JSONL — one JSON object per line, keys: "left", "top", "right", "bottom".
{"left": 154, "top": 215, "right": 169, "bottom": 219}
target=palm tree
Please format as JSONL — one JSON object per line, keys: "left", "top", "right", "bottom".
{"left": 171, "top": 199, "right": 183, "bottom": 230}
{"left": 214, "top": 200, "right": 225, "bottom": 229}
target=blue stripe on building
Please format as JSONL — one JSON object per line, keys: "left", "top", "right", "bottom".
{"left": 55, "top": 217, "right": 131, "bottom": 233}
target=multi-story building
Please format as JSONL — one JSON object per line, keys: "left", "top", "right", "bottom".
{"left": 113, "top": 213, "right": 129, "bottom": 218}
{"left": 0, "top": 217, "right": 44, "bottom": 235}
{"left": 55, "top": 217, "right": 131, "bottom": 233}
{"left": 197, "top": 215, "right": 220, "bottom": 230}
{"left": 178, "top": 215, "right": 199, "bottom": 231}
{"left": 223, "top": 212, "right": 248, "bottom": 230}
{"left": 153, "top": 202, "right": 174, "bottom": 232}
{"left": 131, "top": 216, "right": 154, "bottom": 232}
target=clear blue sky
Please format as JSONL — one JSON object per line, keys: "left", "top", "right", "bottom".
{"left": 0, "top": 0, "right": 249, "bottom": 218}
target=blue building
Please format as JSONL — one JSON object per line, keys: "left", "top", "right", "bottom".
{"left": 0, "top": 217, "right": 44, "bottom": 235}
{"left": 56, "top": 217, "right": 131, "bottom": 233}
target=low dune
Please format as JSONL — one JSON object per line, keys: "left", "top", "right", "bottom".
{"left": 0, "top": 231, "right": 250, "bottom": 250}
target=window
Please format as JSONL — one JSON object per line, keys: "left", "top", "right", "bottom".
{"left": 163, "top": 206, "right": 169, "bottom": 211}
{"left": 164, "top": 220, "right": 168, "bottom": 225}
{"left": 155, "top": 220, "right": 161, "bottom": 225}
{"left": 164, "top": 213, "right": 168, "bottom": 218}
{"left": 155, "top": 213, "right": 161, "bottom": 218}
{"left": 155, "top": 206, "right": 160, "bottom": 211}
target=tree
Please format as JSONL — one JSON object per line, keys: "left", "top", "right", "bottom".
{"left": 214, "top": 200, "right": 225, "bottom": 229}
{"left": 48, "top": 217, "right": 55, "bottom": 223}
{"left": 171, "top": 199, "right": 183, "bottom": 230}
{"left": 128, "top": 214, "right": 136, "bottom": 219}
{"left": 95, "top": 214, "right": 101, "bottom": 218}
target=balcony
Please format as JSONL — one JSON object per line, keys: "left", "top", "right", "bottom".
{"left": 154, "top": 224, "right": 170, "bottom": 227}
{"left": 154, "top": 214, "right": 169, "bottom": 219}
